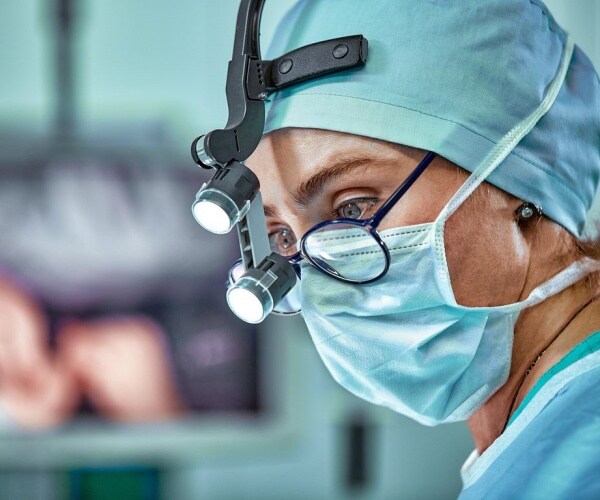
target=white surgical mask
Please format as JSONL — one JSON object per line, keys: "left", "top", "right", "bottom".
{"left": 298, "top": 36, "right": 592, "bottom": 425}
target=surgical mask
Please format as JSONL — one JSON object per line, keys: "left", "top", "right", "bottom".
{"left": 299, "top": 36, "right": 591, "bottom": 425}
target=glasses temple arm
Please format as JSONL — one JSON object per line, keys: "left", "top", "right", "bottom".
{"left": 370, "top": 151, "right": 437, "bottom": 227}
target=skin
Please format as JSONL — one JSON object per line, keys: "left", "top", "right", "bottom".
{"left": 0, "top": 277, "right": 78, "bottom": 428}
{"left": 0, "top": 275, "right": 185, "bottom": 427}
{"left": 247, "top": 127, "right": 600, "bottom": 453}
{"left": 58, "top": 317, "right": 185, "bottom": 422}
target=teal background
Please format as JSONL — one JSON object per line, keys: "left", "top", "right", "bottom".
{"left": 0, "top": 1, "right": 598, "bottom": 499}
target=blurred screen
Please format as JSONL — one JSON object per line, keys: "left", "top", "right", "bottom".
{"left": 0, "top": 148, "right": 260, "bottom": 431}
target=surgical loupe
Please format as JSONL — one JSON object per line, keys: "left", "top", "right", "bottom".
{"left": 191, "top": 0, "right": 368, "bottom": 323}
{"left": 227, "top": 259, "right": 302, "bottom": 317}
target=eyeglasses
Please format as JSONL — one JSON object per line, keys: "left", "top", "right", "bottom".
{"left": 228, "top": 151, "right": 437, "bottom": 315}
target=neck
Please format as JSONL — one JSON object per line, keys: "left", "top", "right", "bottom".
{"left": 467, "top": 274, "right": 600, "bottom": 453}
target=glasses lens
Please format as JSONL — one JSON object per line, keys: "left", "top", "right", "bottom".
{"left": 272, "top": 279, "right": 301, "bottom": 315}
{"left": 303, "top": 223, "right": 387, "bottom": 282}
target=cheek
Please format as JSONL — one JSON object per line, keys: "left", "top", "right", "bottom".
{"left": 444, "top": 195, "right": 529, "bottom": 307}
{"left": 378, "top": 160, "right": 471, "bottom": 230}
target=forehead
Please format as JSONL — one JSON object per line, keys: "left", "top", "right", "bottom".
{"left": 246, "top": 128, "right": 419, "bottom": 188}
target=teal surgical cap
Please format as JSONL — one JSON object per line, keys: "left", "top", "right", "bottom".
{"left": 264, "top": 0, "right": 600, "bottom": 238}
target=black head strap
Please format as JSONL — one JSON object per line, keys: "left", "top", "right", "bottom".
{"left": 192, "top": 0, "right": 368, "bottom": 168}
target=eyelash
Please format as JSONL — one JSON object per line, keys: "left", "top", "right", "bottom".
{"left": 331, "top": 197, "right": 380, "bottom": 220}
{"left": 267, "top": 197, "right": 380, "bottom": 256}
{"left": 268, "top": 225, "right": 298, "bottom": 256}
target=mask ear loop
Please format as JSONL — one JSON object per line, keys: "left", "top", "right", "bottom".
{"left": 432, "top": 35, "right": 575, "bottom": 302}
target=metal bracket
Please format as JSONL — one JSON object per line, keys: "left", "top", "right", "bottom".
{"left": 246, "top": 35, "right": 368, "bottom": 100}
{"left": 236, "top": 192, "right": 272, "bottom": 270}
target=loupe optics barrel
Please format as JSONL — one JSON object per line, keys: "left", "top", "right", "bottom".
{"left": 191, "top": 135, "right": 218, "bottom": 169}
{"left": 192, "top": 162, "right": 260, "bottom": 234}
{"left": 227, "top": 253, "right": 297, "bottom": 323}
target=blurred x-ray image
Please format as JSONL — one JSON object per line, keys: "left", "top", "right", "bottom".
{"left": 0, "top": 0, "right": 262, "bottom": 433}
{"left": 0, "top": 137, "right": 260, "bottom": 430}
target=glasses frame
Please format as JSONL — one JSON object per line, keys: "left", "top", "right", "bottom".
{"left": 288, "top": 151, "right": 437, "bottom": 284}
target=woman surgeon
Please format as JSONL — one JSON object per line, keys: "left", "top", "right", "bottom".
{"left": 222, "top": 0, "right": 600, "bottom": 496}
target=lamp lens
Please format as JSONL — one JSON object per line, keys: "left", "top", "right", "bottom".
{"left": 192, "top": 200, "right": 233, "bottom": 234}
{"left": 227, "top": 286, "right": 267, "bottom": 324}
{"left": 227, "top": 259, "right": 300, "bottom": 316}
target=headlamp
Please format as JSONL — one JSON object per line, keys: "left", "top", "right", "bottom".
{"left": 226, "top": 253, "right": 297, "bottom": 323}
{"left": 190, "top": 0, "right": 368, "bottom": 322}
{"left": 228, "top": 259, "right": 302, "bottom": 317}
{"left": 192, "top": 162, "right": 259, "bottom": 234}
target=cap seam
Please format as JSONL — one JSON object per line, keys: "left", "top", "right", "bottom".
{"left": 509, "top": 149, "right": 580, "bottom": 201}
{"left": 270, "top": 91, "right": 582, "bottom": 202}
{"left": 528, "top": 0, "right": 559, "bottom": 34}
{"left": 270, "top": 91, "right": 496, "bottom": 144}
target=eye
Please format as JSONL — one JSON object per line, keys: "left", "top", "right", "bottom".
{"left": 268, "top": 226, "right": 298, "bottom": 257}
{"left": 335, "top": 198, "right": 378, "bottom": 220}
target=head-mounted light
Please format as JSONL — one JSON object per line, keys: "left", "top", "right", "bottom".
{"left": 190, "top": 0, "right": 368, "bottom": 322}
{"left": 228, "top": 258, "right": 302, "bottom": 317}
{"left": 226, "top": 253, "right": 298, "bottom": 323}
{"left": 192, "top": 162, "right": 259, "bottom": 234}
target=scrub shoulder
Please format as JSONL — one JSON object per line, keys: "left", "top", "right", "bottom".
{"left": 460, "top": 347, "right": 600, "bottom": 499}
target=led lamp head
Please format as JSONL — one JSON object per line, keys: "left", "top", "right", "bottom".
{"left": 227, "top": 259, "right": 302, "bottom": 316}
{"left": 188, "top": 0, "right": 369, "bottom": 323}
{"left": 192, "top": 162, "right": 260, "bottom": 234}
{"left": 226, "top": 253, "right": 297, "bottom": 323}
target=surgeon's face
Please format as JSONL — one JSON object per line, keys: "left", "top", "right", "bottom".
{"left": 246, "top": 128, "right": 529, "bottom": 307}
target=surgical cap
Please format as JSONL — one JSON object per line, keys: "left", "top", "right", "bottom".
{"left": 264, "top": 0, "right": 600, "bottom": 238}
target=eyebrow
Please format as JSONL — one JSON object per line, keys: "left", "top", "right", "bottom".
{"left": 291, "top": 157, "right": 379, "bottom": 206}
{"left": 263, "top": 157, "right": 377, "bottom": 218}
{"left": 262, "top": 149, "right": 420, "bottom": 219}
{"left": 263, "top": 204, "right": 277, "bottom": 218}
